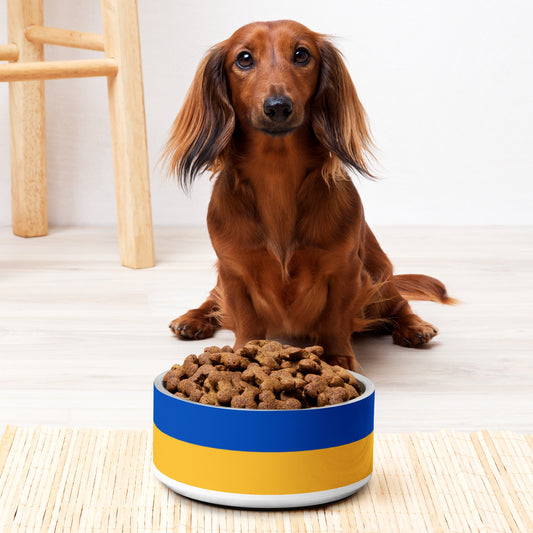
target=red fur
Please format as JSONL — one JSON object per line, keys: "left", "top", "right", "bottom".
{"left": 165, "top": 20, "right": 454, "bottom": 370}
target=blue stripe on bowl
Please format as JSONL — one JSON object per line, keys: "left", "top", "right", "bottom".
{"left": 153, "top": 372, "right": 374, "bottom": 452}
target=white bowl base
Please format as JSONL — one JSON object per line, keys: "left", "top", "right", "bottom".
{"left": 153, "top": 463, "right": 372, "bottom": 509}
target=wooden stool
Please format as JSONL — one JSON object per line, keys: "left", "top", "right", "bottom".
{"left": 0, "top": 0, "right": 155, "bottom": 269}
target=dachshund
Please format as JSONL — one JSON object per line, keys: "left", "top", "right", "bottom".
{"left": 164, "top": 20, "right": 454, "bottom": 371}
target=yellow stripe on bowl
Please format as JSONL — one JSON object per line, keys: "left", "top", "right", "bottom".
{"left": 153, "top": 424, "right": 373, "bottom": 495}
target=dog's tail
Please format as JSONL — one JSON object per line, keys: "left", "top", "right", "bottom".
{"left": 393, "top": 274, "right": 458, "bottom": 305}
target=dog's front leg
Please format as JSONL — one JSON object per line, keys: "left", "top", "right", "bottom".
{"left": 314, "top": 272, "right": 364, "bottom": 372}
{"left": 316, "top": 333, "right": 359, "bottom": 372}
{"left": 220, "top": 269, "right": 267, "bottom": 350}
{"left": 169, "top": 283, "right": 221, "bottom": 340}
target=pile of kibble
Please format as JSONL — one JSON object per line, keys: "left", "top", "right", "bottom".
{"left": 163, "top": 340, "right": 362, "bottom": 409}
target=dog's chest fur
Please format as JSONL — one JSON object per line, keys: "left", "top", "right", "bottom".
{"left": 208, "top": 165, "right": 361, "bottom": 335}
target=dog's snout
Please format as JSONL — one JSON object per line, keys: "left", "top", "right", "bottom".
{"left": 263, "top": 96, "right": 293, "bottom": 122}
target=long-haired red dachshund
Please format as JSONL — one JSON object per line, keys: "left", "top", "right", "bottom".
{"left": 165, "top": 20, "right": 454, "bottom": 371}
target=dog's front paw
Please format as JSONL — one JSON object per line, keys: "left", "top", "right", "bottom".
{"left": 392, "top": 315, "right": 438, "bottom": 348}
{"left": 322, "top": 354, "right": 362, "bottom": 373}
{"left": 169, "top": 310, "right": 216, "bottom": 340}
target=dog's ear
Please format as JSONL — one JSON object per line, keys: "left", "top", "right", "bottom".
{"left": 312, "top": 39, "right": 375, "bottom": 181}
{"left": 163, "top": 43, "right": 235, "bottom": 191}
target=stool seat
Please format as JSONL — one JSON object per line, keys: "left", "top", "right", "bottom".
{"left": 0, "top": 0, "right": 155, "bottom": 269}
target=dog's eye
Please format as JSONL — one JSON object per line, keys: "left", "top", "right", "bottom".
{"left": 294, "top": 47, "right": 311, "bottom": 65}
{"left": 236, "top": 51, "right": 254, "bottom": 69}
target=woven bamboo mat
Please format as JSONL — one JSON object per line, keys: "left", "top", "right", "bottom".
{"left": 0, "top": 426, "right": 531, "bottom": 533}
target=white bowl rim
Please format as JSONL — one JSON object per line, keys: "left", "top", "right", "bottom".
{"left": 154, "top": 369, "right": 374, "bottom": 412}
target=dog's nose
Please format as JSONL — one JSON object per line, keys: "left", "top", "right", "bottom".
{"left": 263, "top": 96, "right": 293, "bottom": 122}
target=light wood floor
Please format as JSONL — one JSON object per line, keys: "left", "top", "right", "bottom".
{"left": 1, "top": 226, "right": 532, "bottom": 434}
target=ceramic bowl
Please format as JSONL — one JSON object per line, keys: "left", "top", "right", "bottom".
{"left": 153, "top": 370, "right": 374, "bottom": 509}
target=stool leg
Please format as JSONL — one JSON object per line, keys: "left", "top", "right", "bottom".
{"left": 8, "top": 0, "right": 47, "bottom": 237}
{"left": 101, "top": 0, "right": 155, "bottom": 269}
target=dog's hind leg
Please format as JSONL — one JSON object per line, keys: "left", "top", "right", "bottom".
{"left": 363, "top": 282, "right": 441, "bottom": 348}
{"left": 360, "top": 225, "right": 446, "bottom": 347}
{"left": 169, "top": 282, "right": 222, "bottom": 340}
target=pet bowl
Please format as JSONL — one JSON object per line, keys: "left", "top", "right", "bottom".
{"left": 153, "top": 371, "right": 375, "bottom": 509}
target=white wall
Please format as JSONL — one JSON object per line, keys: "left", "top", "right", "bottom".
{"left": 1, "top": 0, "right": 532, "bottom": 227}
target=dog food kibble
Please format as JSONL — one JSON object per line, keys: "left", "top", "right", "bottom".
{"left": 163, "top": 340, "right": 362, "bottom": 409}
